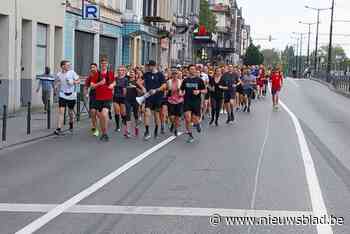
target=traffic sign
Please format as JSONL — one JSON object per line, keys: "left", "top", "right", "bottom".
{"left": 82, "top": 1, "right": 100, "bottom": 20}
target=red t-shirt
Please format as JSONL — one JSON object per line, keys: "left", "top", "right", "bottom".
{"left": 90, "top": 70, "right": 115, "bottom": 101}
{"left": 271, "top": 72, "right": 283, "bottom": 90}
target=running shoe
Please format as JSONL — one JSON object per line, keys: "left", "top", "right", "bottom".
{"left": 144, "top": 131, "right": 151, "bottom": 140}
{"left": 186, "top": 134, "right": 195, "bottom": 143}
{"left": 91, "top": 128, "right": 99, "bottom": 137}
{"left": 54, "top": 129, "right": 63, "bottom": 136}
{"left": 115, "top": 127, "right": 121, "bottom": 132}
{"left": 100, "top": 134, "right": 109, "bottom": 142}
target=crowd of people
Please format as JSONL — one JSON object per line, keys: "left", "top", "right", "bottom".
{"left": 52, "top": 58, "right": 284, "bottom": 143}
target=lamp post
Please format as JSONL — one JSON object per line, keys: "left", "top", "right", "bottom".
{"left": 305, "top": 5, "right": 331, "bottom": 73}
{"left": 299, "top": 21, "right": 317, "bottom": 68}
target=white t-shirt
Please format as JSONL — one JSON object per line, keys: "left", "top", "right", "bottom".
{"left": 56, "top": 70, "right": 79, "bottom": 100}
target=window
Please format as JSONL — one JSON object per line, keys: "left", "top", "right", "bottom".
{"left": 153, "top": 0, "right": 157, "bottom": 16}
{"left": 36, "top": 24, "right": 47, "bottom": 75}
{"left": 126, "top": 0, "right": 133, "bottom": 10}
{"left": 191, "top": 0, "right": 194, "bottom": 13}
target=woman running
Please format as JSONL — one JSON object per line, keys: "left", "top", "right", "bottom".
{"left": 208, "top": 67, "right": 224, "bottom": 126}
{"left": 124, "top": 69, "right": 143, "bottom": 138}
{"left": 113, "top": 66, "right": 128, "bottom": 133}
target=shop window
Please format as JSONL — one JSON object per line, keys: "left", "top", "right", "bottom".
{"left": 36, "top": 23, "right": 47, "bottom": 75}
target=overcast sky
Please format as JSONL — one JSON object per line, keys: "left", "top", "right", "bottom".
{"left": 240, "top": 0, "right": 350, "bottom": 56}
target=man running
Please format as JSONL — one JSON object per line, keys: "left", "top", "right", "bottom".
{"left": 181, "top": 64, "right": 207, "bottom": 143}
{"left": 241, "top": 68, "right": 257, "bottom": 113}
{"left": 271, "top": 68, "right": 283, "bottom": 110}
{"left": 143, "top": 60, "right": 167, "bottom": 140}
{"left": 221, "top": 64, "right": 239, "bottom": 123}
{"left": 167, "top": 69, "right": 184, "bottom": 136}
{"left": 90, "top": 58, "right": 115, "bottom": 141}
{"left": 84, "top": 63, "right": 99, "bottom": 137}
{"left": 54, "top": 60, "right": 80, "bottom": 135}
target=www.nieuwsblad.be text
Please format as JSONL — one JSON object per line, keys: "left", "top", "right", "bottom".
{"left": 209, "top": 214, "right": 344, "bottom": 226}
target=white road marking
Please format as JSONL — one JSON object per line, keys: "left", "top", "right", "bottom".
{"left": 15, "top": 134, "right": 182, "bottom": 234}
{"left": 0, "top": 203, "right": 312, "bottom": 217}
{"left": 280, "top": 101, "right": 333, "bottom": 234}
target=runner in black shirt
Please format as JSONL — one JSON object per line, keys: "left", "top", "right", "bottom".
{"left": 208, "top": 67, "right": 225, "bottom": 126}
{"left": 180, "top": 64, "right": 206, "bottom": 143}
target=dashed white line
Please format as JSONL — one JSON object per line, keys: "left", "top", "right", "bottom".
{"left": 15, "top": 134, "right": 182, "bottom": 234}
{"left": 280, "top": 101, "right": 333, "bottom": 234}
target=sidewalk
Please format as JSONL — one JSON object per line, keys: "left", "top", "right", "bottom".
{"left": 0, "top": 105, "right": 90, "bottom": 150}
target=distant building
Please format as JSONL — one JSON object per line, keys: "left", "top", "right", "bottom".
{"left": 0, "top": 0, "right": 65, "bottom": 112}
{"left": 171, "top": 0, "right": 200, "bottom": 66}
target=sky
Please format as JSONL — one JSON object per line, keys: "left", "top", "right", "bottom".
{"left": 239, "top": 0, "right": 350, "bottom": 56}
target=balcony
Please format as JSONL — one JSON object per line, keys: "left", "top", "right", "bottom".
{"left": 210, "top": 3, "right": 231, "bottom": 13}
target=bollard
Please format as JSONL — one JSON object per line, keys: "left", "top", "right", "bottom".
{"left": 27, "top": 102, "right": 31, "bottom": 135}
{"left": 2, "top": 105, "right": 7, "bottom": 142}
{"left": 63, "top": 106, "right": 67, "bottom": 125}
{"left": 47, "top": 99, "right": 51, "bottom": 129}
{"left": 77, "top": 94, "right": 81, "bottom": 122}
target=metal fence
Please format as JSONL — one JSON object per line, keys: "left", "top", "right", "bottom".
{"left": 313, "top": 71, "right": 350, "bottom": 94}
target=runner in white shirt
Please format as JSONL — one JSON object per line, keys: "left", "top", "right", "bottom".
{"left": 54, "top": 60, "right": 80, "bottom": 135}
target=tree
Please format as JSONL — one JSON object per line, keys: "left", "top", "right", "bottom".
{"left": 243, "top": 44, "right": 264, "bottom": 66}
{"left": 261, "top": 49, "right": 281, "bottom": 67}
{"left": 199, "top": 0, "right": 217, "bottom": 33}
{"left": 311, "top": 45, "right": 348, "bottom": 70}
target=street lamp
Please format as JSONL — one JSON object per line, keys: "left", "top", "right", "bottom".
{"left": 305, "top": 5, "right": 331, "bottom": 73}
{"left": 299, "top": 21, "right": 317, "bottom": 68}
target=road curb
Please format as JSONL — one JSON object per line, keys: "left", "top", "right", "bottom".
{"left": 0, "top": 116, "right": 90, "bottom": 151}
{"left": 310, "top": 78, "right": 350, "bottom": 99}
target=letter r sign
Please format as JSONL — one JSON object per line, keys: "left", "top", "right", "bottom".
{"left": 82, "top": 1, "right": 100, "bottom": 20}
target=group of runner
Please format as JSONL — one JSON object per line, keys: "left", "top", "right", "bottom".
{"left": 53, "top": 58, "right": 284, "bottom": 143}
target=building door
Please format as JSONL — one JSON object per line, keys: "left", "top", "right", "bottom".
{"left": 100, "top": 36, "right": 117, "bottom": 71}
{"left": 74, "top": 31, "right": 94, "bottom": 76}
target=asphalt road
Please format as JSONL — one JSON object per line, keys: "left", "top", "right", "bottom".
{"left": 0, "top": 78, "right": 349, "bottom": 234}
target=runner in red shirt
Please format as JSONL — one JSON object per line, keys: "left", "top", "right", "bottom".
{"left": 257, "top": 65, "right": 265, "bottom": 99}
{"left": 85, "top": 63, "right": 99, "bottom": 137}
{"left": 90, "top": 57, "right": 115, "bottom": 142}
{"left": 270, "top": 68, "right": 283, "bottom": 110}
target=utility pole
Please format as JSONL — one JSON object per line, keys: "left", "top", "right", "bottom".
{"left": 299, "top": 21, "right": 317, "bottom": 68}
{"left": 305, "top": 5, "right": 331, "bottom": 73}
{"left": 327, "top": 0, "right": 335, "bottom": 82}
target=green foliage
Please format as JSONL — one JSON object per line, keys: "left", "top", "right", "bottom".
{"left": 261, "top": 49, "right": 281, "bottom": 67}
{"left": 199, "top": 0, "right": 217, "bottom": 33}
{"left": 243, "top": 44, "right": 264, "bottom": 66}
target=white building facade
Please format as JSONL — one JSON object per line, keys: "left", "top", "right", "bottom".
{"left": 0, "top": 0, "right": 65, "bottom": 113}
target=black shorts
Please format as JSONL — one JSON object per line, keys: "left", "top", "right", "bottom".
{"left": 59, "top": 97, "right": 76, "bottom": 110}
{"left": 168, "top": 103, "right": 183, "bottom": 117}
{"left": 161, "top": 97, "right": 168, "bottom": 107}
{"left": 244, "top": 87, "right": 253, "bottom": 97}
{"left": 95, "top": 100, "right": 112, "bottom": 112}
{"left": 183, "top": 101, "right": 201, "bottom": 117}
{"left": 89, "top": 98, "right": 98, "bottom": 110}
{"left": 113, "top": 96, "right": 125, "bottom": 104}
{"left": 145, "top": 98, "right": 162, "bottom": 112}
{"left": 236, "top": 85, "right": 244, "bottom": 94}
{"left": 224, "top": 91, "right": 235, "bottom": 103}
{"left": 204, "top": 92, "right": 210, "bottom": 100}
{"left": 126, "top": 100, "right": 139, "bottom": 119}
